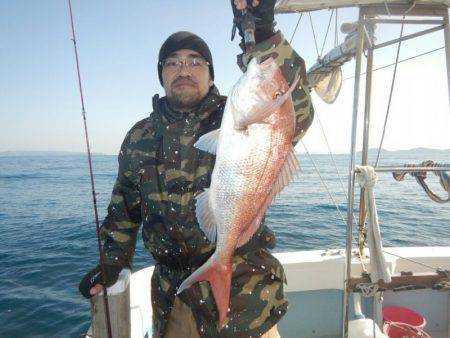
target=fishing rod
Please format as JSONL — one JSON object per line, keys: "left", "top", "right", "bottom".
{"left": 67, "top": 1, "right": 113, "bottom": 337}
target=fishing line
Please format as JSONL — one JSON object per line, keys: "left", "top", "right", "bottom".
{"left": 67, "top": 1, "right": 113, "bottom": 337}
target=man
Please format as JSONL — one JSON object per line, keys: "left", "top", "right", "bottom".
{"left": 79, "top": 1, "right": 314, "bottom": 337}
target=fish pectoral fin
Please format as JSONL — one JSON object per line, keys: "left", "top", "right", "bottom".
{"left": 194, "top": 129, "right": 220, "bottom": 155}
{"left": 195, "top": 188, "right": 217, "bottom": 243}
{"left": 273, "top": 146, "right": 300, "bottom": 196}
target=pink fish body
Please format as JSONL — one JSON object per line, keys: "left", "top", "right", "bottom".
{"left": 177, "top": 57, "right": 300, "bottom": 326}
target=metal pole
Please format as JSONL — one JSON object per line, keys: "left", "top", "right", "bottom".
{"left": 372, "top": 25, "right": 444, "bottom": 50}
{"left": 357, "top": 30, "right": 375, "bottom": 258}
{"left": 367, "top": 18, "right": 445, "bottom": 25}
{"left": 368, "top": 166, "right": 450, "bottom": 173}
{"left": 343, "top": 7, "right": 365, "bottom": 338}
{"left": 443, "top": 9, "right": 450, "bottom": 105}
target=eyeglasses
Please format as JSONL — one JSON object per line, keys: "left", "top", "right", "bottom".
{"left": 162, "top": 56, "right": 210, "bottom": 71}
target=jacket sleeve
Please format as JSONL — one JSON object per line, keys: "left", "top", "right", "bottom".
{"left": 238, "top": 31, "right": 314, "bottom": 145}
{"left": 100, "top": 130, "right": 142, "bottom": 268}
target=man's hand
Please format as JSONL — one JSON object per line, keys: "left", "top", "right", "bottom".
{"left": 231, "top": 0, "right": 277, "bottom": 44}
{"left": 234, "top": 0, "right": 260, "bottom": 11}
{"left": 78, "top": 264, "right": 122, "bottom": 298}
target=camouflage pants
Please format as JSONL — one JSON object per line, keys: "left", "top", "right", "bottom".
{"left": 165, "top": 297, "right": 282, "bottom": 338}
{"left": 151, "top": 249, "right": 288, "bottom": 338}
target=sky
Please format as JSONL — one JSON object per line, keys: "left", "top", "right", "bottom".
{"left": 1, "top": 0, "right": 449, "bottom": 155}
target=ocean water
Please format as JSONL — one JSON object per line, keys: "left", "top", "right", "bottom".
{"left": 0, "top": 151, "right": 449, "bottom": 337}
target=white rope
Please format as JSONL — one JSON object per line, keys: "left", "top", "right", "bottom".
{"left": 355, "top": 166, "right": 392, "bottom": 283}
{"left": 357, "top": 282, "right": 379, "bottom": 297}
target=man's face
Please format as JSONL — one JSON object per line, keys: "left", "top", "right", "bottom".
{"left": 162, "top": 49, "right": 213, "bottom": 112}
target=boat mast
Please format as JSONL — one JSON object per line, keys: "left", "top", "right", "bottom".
{"left": 343, "top": 3, "right": 450, "bottom": 337}
{"left": 357, "top": 21, "right": 375, "bottom": 258}
{"left": 343, "top": 7, "right": 366, "bottom": 338}
{"left": 444, "top": 9, "right": 450, "bottom": 105}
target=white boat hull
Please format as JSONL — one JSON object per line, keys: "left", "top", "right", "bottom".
{"left": 87, "top": 247, "right": 450, "bottom": 337}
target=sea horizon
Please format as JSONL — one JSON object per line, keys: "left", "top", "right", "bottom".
{"left": 2, "top": 147, "right": 450, "bottom": 157}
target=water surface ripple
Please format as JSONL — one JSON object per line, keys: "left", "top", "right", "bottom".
{"left": 1, "top": 152, "right": 449, "bottom": 337}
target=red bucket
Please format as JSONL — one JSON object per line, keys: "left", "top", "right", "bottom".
{"left": 382, "top": 306, "right": 426, "bottom": 328}
{"left": 383, "top": 321, "right": 430, "bottom": 338}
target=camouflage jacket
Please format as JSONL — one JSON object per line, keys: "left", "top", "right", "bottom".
{"left": 100, "top": 31, "right": 314, "bottom": 337}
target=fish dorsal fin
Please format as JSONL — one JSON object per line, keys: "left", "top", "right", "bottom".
{"left": 236, "top": 146, "right": 300, "bottom": 248}
{"left": 195, "top": 188, "right": 217, "bottom": 243}
{"left": 194, "top": 129, "right": 220, "bottom": 155}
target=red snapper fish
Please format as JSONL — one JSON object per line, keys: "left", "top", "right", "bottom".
{"left": 177, "top": 57, "right": 300, "bottom": 326}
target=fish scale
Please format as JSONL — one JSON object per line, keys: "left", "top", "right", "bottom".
{"left": 177, "top": 57, "right": 300, "bottom": 326}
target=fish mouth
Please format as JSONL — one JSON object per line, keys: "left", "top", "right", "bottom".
{"left": 259, "top": 56, "right": 276, "bottom": 69}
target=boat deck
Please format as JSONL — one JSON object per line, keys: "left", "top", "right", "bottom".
{"left": 87, "top": 247, "right": 450, "bottom": 337}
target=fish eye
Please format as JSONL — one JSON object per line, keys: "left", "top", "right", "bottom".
{"left": 274, "top": 91, "right": 282, "bottom": 99}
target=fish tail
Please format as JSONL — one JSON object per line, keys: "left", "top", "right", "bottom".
{"left": 177, "top": 255, "right": 232, "bottom": 327}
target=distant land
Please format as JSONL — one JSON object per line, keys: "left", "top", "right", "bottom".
{"left": 300, "top": 147, "right": 450, "bottom": 156}
{"left": 356, "top": 147, "right": 450, "bottom": 156}
{"left": 1, "top": 148, "right": 449, "bottom": 157}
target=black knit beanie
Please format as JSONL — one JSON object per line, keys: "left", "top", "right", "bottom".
{"left": 158, "top": 31, "right": 214, "bottom": 85}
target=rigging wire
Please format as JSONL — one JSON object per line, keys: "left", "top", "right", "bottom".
{"left": 67, "top": 1, "right": 113, "bottom": 337}
{"left": 291, "top": 10, "right": 358, "bottom": 225}
{"left": 289, "top": 8, "right": 445, "bottom": 273}
{"left": 375, "top": 20, "right": 406, "bottom": 167}
{"left": 335, "top": 9, "right": 339, "bottom": 47}
{"left": 382, "top": 250, "right": 440, "bottom": 270}
{"left": 312, "top": 106, "right": 360, "bottom": 227}
{"left": 301, "top": 141, "right": 347, "bottom": 224}
{"left": 320, "top": 9, "right": 336, "bottom": 57}
{"left": 308, "top": 12, "right": 321, "bottom": 58}
{"left": 384, "top": 1, "right": 392, "bottom": 16}
{"left": 343, "top": 46, "right": 445, "bottom": 81}
{"left": 289, "top": 13, "right": 303, "bottom": 44}
{"left": 313, "top": 102, "right": 350, "bottom": 202}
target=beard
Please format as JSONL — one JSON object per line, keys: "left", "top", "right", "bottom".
{"left": 167, "top": 77, "right": 205, "bottom": 112}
